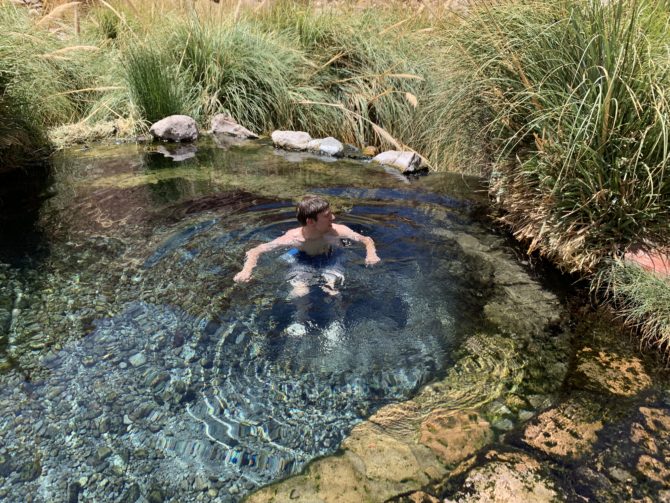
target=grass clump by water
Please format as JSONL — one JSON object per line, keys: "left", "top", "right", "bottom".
{"left": 445, "top": 0, "right": 670, "bottom": 348}
{"left": 447, "top": 0, "right": 670, "bottom": 272}
{"left": 124, "top": 45, "right": 196, "bottom": 124}
{"left": 598, "top": 261, "right": 670, "bottom": 353}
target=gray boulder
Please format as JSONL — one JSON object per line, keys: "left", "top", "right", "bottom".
{"left": 149, "top": 115, "right": 198, "bottom": 142}
{"left": 372, "top": 150, "right": 424, "bottom": 174}
{"left": 210, "top": 114, "right": 258, "bottom": 139}
{"left": 307, "top": 137, "right": 344, "bottom": 157}
{"left": 271, "top": 130, "right": 312, "bottom": 151}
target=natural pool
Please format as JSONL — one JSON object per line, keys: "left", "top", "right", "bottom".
{"left": 1, "top": 138, "right": 669, "bottom": 503}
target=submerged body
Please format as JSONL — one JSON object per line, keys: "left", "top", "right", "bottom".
{"left": 233, "top": 196, "right": 379, "bottom": 297}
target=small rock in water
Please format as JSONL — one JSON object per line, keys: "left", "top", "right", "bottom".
{"left": 271, "top": 130, "right": 312, "bottom": 151}
{"left": 492, "top": 418, "right": 515, "bottom": 432}
{"left": 67, "top": 482, "right": 81, "bottom": 503}
{"left": 518, "top": 409, "right": 535, "bottom": 421}
{"left": 149, "top": 115, "right": 198, "bottom": 142}
{"left": 129, "top": 353, "right": 146, "bottom": 367}
{"left": 307, "top": 137, "right": 344, "bottom": 157}
{"left": 193, "top": 474, "right": 209, "bottom": 491}
{"left": 120, "top": 482, "right": 141, "bottom": 503}
{"left": 210, "top": 113, "right": 258, "bottom": 139}
{"left": 96, "top": 446, "right": 113, "bottom": 462}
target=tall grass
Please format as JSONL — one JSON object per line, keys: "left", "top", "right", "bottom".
{"left": 598, "top": 260, "right": 670, "bottom": 353}
{"left": 446, "top": 0, "right": 670, "bottom": 271}
{"left": 124, "top": 45, "right": 196, "bottom": 124}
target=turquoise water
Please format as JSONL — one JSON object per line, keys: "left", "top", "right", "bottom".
{"left": 0, "top": 139, "right": 501, "bottom": 501}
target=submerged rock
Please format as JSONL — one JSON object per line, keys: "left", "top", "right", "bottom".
{"left": 419, "top": 409, "right": 493, "bottom": 466}
{"left": 209, "top": 114, "right": 258, "bottom": 139}
{"left": 149, "top": 115, "right": 198, "bottom": 142}
{"left": 444, "top": 451, "right": 558, "bottom": 503}
{"left": 271, "top": 130, "right": 312, "bottom": 151}
{"left": 372, "top": 150, "right": 425, "bottom": 174}
{"left": 522, "top": 396, "right": 604, "bottom": 460}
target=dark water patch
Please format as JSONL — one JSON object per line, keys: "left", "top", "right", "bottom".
{"left": 0, "top": 161, "right": 53, "bottom": 265}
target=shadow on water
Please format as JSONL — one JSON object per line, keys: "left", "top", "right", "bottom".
{"left": 0, "top": 162, "right": 53, "bottom": 266}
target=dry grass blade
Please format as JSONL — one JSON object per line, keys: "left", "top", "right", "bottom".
{"left": 386, "top": 73, "right": 424, "bottom": 80}
{"left": 379, "top": 16, "right": 412, "bottom": 36}
{"left": 36, "top": 2, "right": 81, "bottom": 27}
{"left": 405, "top": 92, "right": 418, "bottom": 108}
{"left": 42, "top": 45, "right": 99, "bottom": 58}
{"left": 52, "top": 86, "right": 125, "bottom": 96}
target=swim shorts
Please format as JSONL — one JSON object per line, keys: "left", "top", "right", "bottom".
{"left": 283, "top": 248, "right": 345, "bottom": 287}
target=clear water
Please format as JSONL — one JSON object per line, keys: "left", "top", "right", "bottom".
{"left": 0, "top": 139, "right": 497, "bottom": 501}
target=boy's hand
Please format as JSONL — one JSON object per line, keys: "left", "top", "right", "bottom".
{"left": 365, "top": 253, "right": 380, "bottom": 266}
{"left": 234, "top": 270, "right": 252, "bottom": 283}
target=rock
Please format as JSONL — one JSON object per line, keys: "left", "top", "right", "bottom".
{"left": 572, "top": 346, "right": 652, "bottom": 397}
{"left": 410, "top": 492, "right": 440, "bottom": 503}
{"left": 271, "top": 130, "right": 312, "bottom": 151}
{"left": 149, "top": 115, "right": 198, "bottom": 142}
{"left": 637, "top": 454, "right": 670, "bottom": 484}
{"left": 96, "top": 446, "right": 113, "bottom": 462}
{"left": 210, "top": 114, "right": 258, "bottom": 138}
{"left": 120, "top": 482, "right": 141, "bottom": 503}
{"left": 307, "top": 137, "right": 344, "bottom": 157}
{"left": 447, "top": 451, "right": 557, "bottom": 503}
{"left": 362, "top": 146, "right": 379, "bottom": 157}
{"left": 147, "top": 486, "right": 165, "bottom": 503}
{"left": 522, "top": 398, "right": 603, "bottom": 460}
{"left": 492, "top": 418, "right": 515, "bottom": 432}
{"left": 372, "top": 150, "right": 424, "bottom": 174}
{"left": 194, "top": 474, "right": 209, "bottom": 491}
{"left": 67, "top": 482, "right": 81, "bottom": 503}
{"left": 418, "top": 409, "right": 493, "bottom": 466}
{"left": 342, "top": 144, "right": 366, "bottom": 159}
{"left": 129, "top": 352, "right": 146, "bottom": 367}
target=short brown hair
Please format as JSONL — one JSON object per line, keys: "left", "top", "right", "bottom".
{"left": 296, "top": 195, "right": 329, "bottom": 225}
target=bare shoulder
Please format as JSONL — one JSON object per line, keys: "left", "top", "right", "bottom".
{"left": 331, "top": 223, "right": 361, "bottom": 238}
{"left": 277, "top": 227, "right": 304, "bottom": 244}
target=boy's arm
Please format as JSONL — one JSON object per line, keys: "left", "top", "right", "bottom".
{"left": 333, "top": 224, "right": 380, "bottom": 265}
{"left": 233, "top": 233, "right": 298, "bottom": 283}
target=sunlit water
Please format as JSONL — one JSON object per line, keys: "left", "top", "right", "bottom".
{"left": 0, "top": 139, "right": 499, "bottom": 501}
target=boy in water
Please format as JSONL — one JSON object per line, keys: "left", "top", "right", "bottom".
{"left": 233, "top": 195, "right": 380, "bottom": 299}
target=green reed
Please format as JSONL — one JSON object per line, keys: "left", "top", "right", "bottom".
{"left": 447, "top": 0, "right": 670, "bottom": 270}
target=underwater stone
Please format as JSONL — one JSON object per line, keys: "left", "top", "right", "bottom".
{"left": 129, "top": 353, "right": 146, "bottom": 367}
{"left": 120, "top": 482, "right": 141, "bottom": 503}
{"left": 492, "top": 418, "right": 514, "bottom": 432}
{"left": 96, "top": 446, "right": 112, "bottom": 462}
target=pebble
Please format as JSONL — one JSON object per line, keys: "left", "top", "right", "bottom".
{"left": 518, "top": 409, "right": 535, "bottom": 421}
{"left": 492, "top": 418, "right": 515, "bottom": 431}
{"left": 129, "top": 353, "right": 146, "bottom": 367}
{"left": 96, "top": 446, "right": 113, "bottom": 462}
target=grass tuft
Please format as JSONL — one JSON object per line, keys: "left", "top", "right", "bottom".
{"left": 597, "top": 261, "right": 670, "bottom": 353}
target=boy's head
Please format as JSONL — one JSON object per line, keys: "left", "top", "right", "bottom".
{"left": 296, "top": 195, "right": 330, "bottom": 226}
